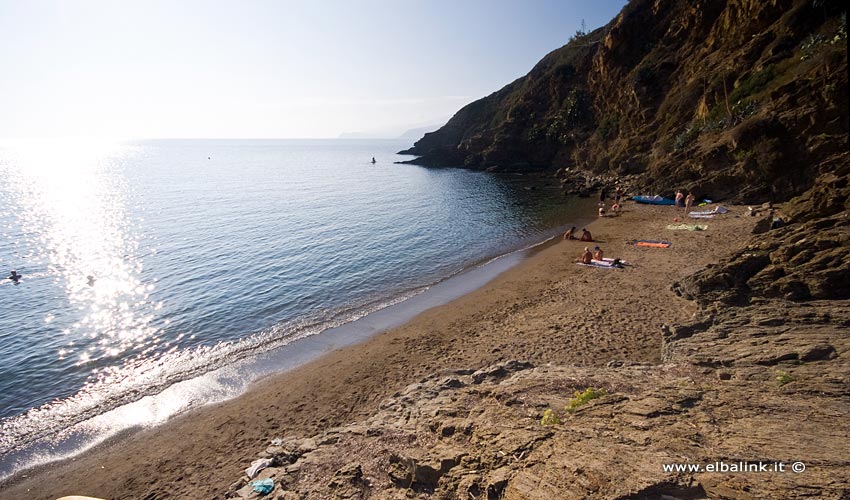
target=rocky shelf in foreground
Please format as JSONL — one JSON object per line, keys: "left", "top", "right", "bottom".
{"left": 227, "top": 281, "right": 850, "bottom": 499}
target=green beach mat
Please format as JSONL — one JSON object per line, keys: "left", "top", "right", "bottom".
{"left": 666, "top": 223, "right": 708, "bottom": 231}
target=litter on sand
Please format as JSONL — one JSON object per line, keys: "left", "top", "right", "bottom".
{"left": 246, "top": 458, "right": 273, "bottom": 479}
{"left": 250, "top": 478, "right": 275, "bottom": 495}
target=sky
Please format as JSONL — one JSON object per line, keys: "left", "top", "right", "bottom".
{"left": 0, "top": 0, "right": 627, "bottom": 139}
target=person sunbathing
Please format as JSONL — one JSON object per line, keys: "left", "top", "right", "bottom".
{"left": 580, "top": 228, "right": 593, "bottom": 241}
{"left": 578, "top": 247, "right": 593, "bottom": 264}
{"left": 593, "top": 246, "right": 604, "bottom": 261}
{"left": 563, "top": 226, "right": 576, "bottom": 240}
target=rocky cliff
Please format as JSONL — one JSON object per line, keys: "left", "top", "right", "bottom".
{"left": 400, "top": 0, "right": 848, "bottom": 204}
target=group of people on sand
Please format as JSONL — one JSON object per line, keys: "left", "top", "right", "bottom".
{"left": 563, "top": 227, "right": 610, "bottom": 265}
{"left": 563, "top": 183, "right": 629, "bottom": 267}
{"left": 562, "top": 226, "right": 592, "bottom": 242}
{"left": 675, "top": 190, "right": 696, "bottom": 212}
{"left": 597, "top": 184, "right": 623, "bottom": 217}
{"left": 577, "top": 245, "right": 605, "bottom": 264}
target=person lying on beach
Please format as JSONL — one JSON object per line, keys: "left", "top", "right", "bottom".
{"left": 580, "top": 228, "right": 593, "bottom": 241}
{"left": 578, "top": 247, "right": 593, "bottom": 264}
{"left": 598, "top": 206, "right": 606, "bottom": 217}
{"left": 563, "top": 226, "right": 576, "bottom": 240}
{"left": 593, "top": 246, "right": 604, "bottom": 261}
{"left": 611, "top": 202, "right": 620, "bottom": 214}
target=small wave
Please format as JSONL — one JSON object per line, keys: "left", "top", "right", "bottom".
{"left": 0, "top": 282, "right": 431, "bottom": 480}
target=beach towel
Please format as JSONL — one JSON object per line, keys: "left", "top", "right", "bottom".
{"left": 688, "top": 213, "right": 715, "bottom": 219}
{"left": 594, "top": 257, "right": 630, "bottom": 266}
{"left": 666, "top": 224, "right": 708, "bottom": 231}
{"left": 577, "top": 261, "right": 618, "bottom": 268}
{"left": 630, "top": 240, "right": 671, "bottom": 248}
{"left": 689, "top": 206, "right": 729, "bottom": 216}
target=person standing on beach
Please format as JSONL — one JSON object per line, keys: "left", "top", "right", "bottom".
{"left": 615, "top": 184, "right": 623, "bottom": 203}
{"left": 685, "top": 192, "right": 695, "bottom": 213}
{"left": 675, "top": 190, "right": 684, "bottom": 209}
{"left": 599, "top": 187, "right": 606, "bottom": 204}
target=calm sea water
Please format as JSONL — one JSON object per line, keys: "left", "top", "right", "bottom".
{"left": 0, "top": 138, "right": 587, "bottom": 476}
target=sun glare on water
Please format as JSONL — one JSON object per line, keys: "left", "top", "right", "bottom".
{"left": 1, "top": 138, "right": 162, "bottom": 369}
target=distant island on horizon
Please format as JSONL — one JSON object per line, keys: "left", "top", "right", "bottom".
{"left": 338, "top": 124, "right": 444, "bottom": 141}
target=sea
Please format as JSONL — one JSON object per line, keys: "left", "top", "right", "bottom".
{"left": 0, "top": 138, "right": 592, "bottom": 479}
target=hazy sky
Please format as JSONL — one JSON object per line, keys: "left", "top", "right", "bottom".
{"left": 0, "top": 1, "right": 627, "bottom": 139}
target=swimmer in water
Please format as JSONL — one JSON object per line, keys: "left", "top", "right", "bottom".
{"left": 9, "top": 270, "right": 21, "bottom": 282}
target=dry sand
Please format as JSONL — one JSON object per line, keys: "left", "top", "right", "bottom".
{"left": 0, "top": 202, "right": 755, "bottom": 500}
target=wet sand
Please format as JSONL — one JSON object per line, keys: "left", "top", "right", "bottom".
{"left": 0, "top": 202, "right": 754, "bottom": 500}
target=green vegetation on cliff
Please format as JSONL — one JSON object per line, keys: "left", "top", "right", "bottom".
{"left": 400, "top": 0, "right": 848, "bottom": 204}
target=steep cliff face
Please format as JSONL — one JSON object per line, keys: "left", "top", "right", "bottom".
{"left": 400, "top": 0, "right": 848, "bottom": 204}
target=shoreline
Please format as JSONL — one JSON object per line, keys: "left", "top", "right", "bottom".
{"left": 0, "top": 193, "right": 596, "bottom": 482}
{"left": 0, "top": 202, "right": 754, "bottom": 500}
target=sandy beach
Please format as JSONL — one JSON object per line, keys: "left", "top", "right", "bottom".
{"left": 0, "top": 201, "right": 756, "bottom": 500}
